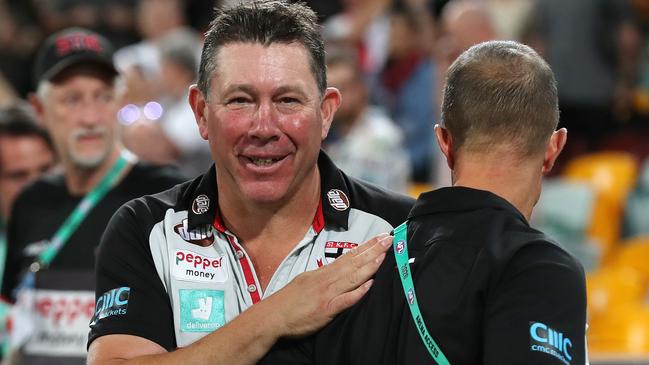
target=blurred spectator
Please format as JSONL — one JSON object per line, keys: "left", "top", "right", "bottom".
{"left": 378, "top": 1, "right": 437, "bottom": 183}
{"left": 0, "top": 103, "right": 55, "bottom": 359}
{"left": 122, "top": 28, "right": 210, "bottom": 177}
{"left": 324, "top": 46, "right": 411, "bottom": 192}
{"left": 528, "top": 0, "right": 641, "bottom": 172}
{"left": 322, "top": 0, "right": 392, "bottom": 83}
{"left": 114, "top": 0, "right": 187, "bottom": 104}
{"left": 1, "top": 28, "right": 185, "bottom": 364}
{"left": 433, "top": 0, "right": 499, "bottom": 186}
{"left": 484, "top": 0, "right": 536, "bottom": 42}
{"left": 0, "top": 104, "right": 55, "bottom": 222}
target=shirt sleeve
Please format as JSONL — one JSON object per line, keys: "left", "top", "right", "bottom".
{"left": 483, "top": 243, "right": 587, "bottom": 365}
{"left": 87, "top": 199, "right": 176, "bottom": 350}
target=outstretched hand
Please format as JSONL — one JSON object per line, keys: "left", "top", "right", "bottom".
{"left": 265, "top": 233, "right": 393, "bottom": 338}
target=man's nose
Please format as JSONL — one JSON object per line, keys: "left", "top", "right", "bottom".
{"left": 249, "top": 101, "right": 280, "bottom": 140}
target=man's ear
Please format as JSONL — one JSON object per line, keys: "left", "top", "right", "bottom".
{"left": 542, "top": 128, "right": 567, "bottom": 174}
{"left": 435, "top": 124, "right": 455, "bottom": 170}
{"left": 188, "top": 85, "right": 209, "bottom": 141}
{"left": 319, "top": 87, "right": 342, "bottom": 140}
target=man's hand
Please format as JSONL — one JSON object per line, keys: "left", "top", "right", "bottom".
{"left": 88, "top": 234, "right": 393, "bottom": 365}
{"left": 264, "top": 233, "right": 393, "bottom": 338}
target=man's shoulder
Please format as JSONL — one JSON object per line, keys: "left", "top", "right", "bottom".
{"left": 128, "top": 162, "right": 188, "bottom": 187}
{"left": 11, "top": 173, "right": 68, "bottom": 213}
{"left": 343, "top": 174, "right": 415, "bottom": 226}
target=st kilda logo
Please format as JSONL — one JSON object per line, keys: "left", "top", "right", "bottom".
{"left": 192, "top": 194, "right": 210, "bottom": 214}
{"left": 327, "top": 189, "right": 349, "bottom": 211}
{"left": 174, "top": 218, "right": 215, "bottom": 247}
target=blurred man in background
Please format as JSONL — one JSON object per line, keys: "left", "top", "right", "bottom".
{"left": 1, "top": 27, "right": 185, "bottom": 365}
{"left": 324, "top": 45, "right": 411, "bottom": 192}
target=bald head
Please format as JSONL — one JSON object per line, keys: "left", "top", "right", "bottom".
{"left": 441, "top": 40, "right": 559, "bottom": 158}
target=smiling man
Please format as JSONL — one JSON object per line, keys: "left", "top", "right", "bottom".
{"left": 0, "top": 28, "right": 185, "bottom": 365}
{"left": 86, "top": 1, "right": 414, "bottom": 365}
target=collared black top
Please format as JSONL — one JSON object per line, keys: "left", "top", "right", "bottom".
{"left": 262, "top": 187, "right": 587, "bottom": 365}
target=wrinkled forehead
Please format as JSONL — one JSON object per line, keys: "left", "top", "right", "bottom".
{"left": 212, "top": 42, "right": 317, "bottom": 90}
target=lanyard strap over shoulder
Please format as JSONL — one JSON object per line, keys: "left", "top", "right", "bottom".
{"left": 33, "top": 152, "right": 130, "bottom": 271}
{"left": 393, "top": 221, "right": 450, "bottom": 365}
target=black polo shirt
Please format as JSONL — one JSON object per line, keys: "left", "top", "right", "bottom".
{"left": 261, "top": 187, "right": 587, "bottom": 365}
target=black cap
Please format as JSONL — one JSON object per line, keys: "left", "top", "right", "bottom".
{"left": 33, "top": 27, "right": 117, "bottom": 85}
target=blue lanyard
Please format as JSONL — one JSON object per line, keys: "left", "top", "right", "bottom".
{"left": 393, "top": 221, "right": 450, "bottom": 365}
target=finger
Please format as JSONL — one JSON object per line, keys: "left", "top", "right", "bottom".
{"left": 330, "top": 244, "right": 388, "bottom": 293}
{"left": 346, "top": 233, "right": 390, "bottom": 257}
{"left": 327, "top": 279, "right": 374, "bottom": 315}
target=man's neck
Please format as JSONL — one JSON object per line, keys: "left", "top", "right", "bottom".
{"left": 452, "top": 152, "right": 543, "bottom": 221}
{"left": 218, "top": 168, "right": 321, "bottom": 250}
{"left": 64, "top": 146, "right": 126, "bottom": 196}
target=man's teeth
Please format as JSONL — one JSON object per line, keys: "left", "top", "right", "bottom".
{"left": 251, "top": 157, "right": 279, "bottom": 166}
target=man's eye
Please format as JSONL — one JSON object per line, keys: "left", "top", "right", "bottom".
{"left": 228, "top": 97, "right": 250, "bottom": 104}
{"left": 279, "top": 97, "right": 299, "bottom": 104}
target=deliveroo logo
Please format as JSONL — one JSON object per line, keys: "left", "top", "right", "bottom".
{"left": 179, "top": 289, "right": 225, "bottom": 332}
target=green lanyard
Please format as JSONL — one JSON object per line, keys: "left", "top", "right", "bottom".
{"left": 393, "top": 221, "right": 450, "bottom": 365}
{"left": 29, "top": 152, "right": 130, "bottom": 273}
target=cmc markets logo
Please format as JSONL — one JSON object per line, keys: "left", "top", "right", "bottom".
{"left": 529, "top": 321, "right": 573, "bottom": 365}
{"left": 174, "top": 218, "right": 214, "bottom": 247}
{"left": 91, "top": 287, "right": 130, "bottom": 324}
{"left": 327, "top": 189, "right": 349, "bottom": 211}
{"left": 192, "top": 194, "right": 210, "bottom": 214}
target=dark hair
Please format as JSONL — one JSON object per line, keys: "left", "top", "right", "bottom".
{"left": 441, "top": 40, "right": 559, "bottom": 156}
{"left": 197, "top": 0, "right": 326, "bottom": 96}
{"left": 0, "top": 104, "right": 54, "bottom": 170}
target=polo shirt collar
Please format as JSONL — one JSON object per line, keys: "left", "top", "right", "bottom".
{"left": 187, "top": 150, "right": 351, "bottom": 233}
{"left": 408, "top": 186, "right": 528, "bottom": 226}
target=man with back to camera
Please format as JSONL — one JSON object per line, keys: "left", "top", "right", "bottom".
{"left": 261, "top": 40, "right": 588, "bottom": 365}
{"left": 0, "top": 28, "right": 186, "bottom": 364}
{"left": 86, "top": 1, "right": 414, "bottom": 365}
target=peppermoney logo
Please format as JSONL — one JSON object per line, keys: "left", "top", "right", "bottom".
{"left": 91, "top": 287, "right": 130, "bottom": 325}
{"left": 179, "top": 289, "right": 225, "bottom": 332}
{"left": 174, "top": 218, "right": 215, "bottom": 247}
{"left": 173, "top": 249, "right": 228, "bottom": 283}
{"left": 530, "top": 321, "right": 573, "bottom": 365}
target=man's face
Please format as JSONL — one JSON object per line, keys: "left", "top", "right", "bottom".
{"left": 195, "top": 42, "right": 339, "bottom": 205}
{"left": 0, "top": 135, "right": 55, "bottom": 218}
{"left": 327, "top": 61, "right": 365, "bottom": 128}
{"left": 37, "top": 67, "right": 118, "bottom": 170}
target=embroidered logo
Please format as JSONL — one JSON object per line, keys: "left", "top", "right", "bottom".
{"left": 192, "top": 194, "right": 210, "bottom": 214}
{"left": 174, "top": 219, "right": 214, "bottom": 247}
{"left": 179, "top": 290, "right": 225, "bottom": 332}
{"left": 324, "top": 241, "right": 358, "bottom": 263}
{"left": 327, "top": 189, "right": 349, "bottom": 211}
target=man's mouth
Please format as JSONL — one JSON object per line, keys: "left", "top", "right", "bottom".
{"left": 249, "top": 157, "right": 282, "bottom": 166}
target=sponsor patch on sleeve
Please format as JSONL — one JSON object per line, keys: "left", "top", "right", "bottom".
{"left": 91, "top": 287, "right": 130, "bottom": 325}
{"left": 179, "top": 289, "right": 225, "bottom": 332}
{"left": 529, "top": 321, "right": 573, "bottom": 365}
